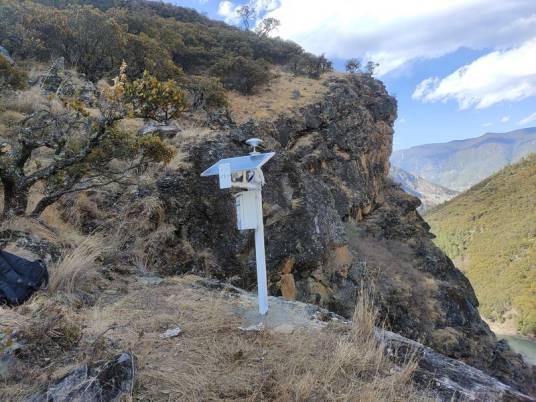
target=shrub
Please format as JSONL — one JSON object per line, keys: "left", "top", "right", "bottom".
{"left": 124, "top": 70, "right": 188, "bottom": 121}
{"left": 210, "top": 56, "right": 271, "bottom": 95}
{"left": 184, "top": 75, "right": 228, "bottom": 109}
{"left": 0, "top": 57, "right": 27, "bottom": 90}
{"left": 289, "top": 52, "right": 324, "bottom": 78}
{"left": 345, "top": 58, "right": 361, "bottom": 74}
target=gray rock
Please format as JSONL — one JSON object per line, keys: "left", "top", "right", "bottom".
{"left": 0, "top": 331, "right": 22, "bottom": 380}
{"left": 78, "top": 81, "right": 96, "bottom": 104}
{"left": 290, "top": 89, "right": 301, "bottom": 99}
{"left": 0, "top": 229, "right": 61, "bottom": 264}
{"left": 381, "top": 331, "right": 536, "bottom": 402}
{"left": 25, "top": 352, "right": 136, "bottom": 402}
{"left": 0, "top": 46, "right": 14, "bottom": 65}
{"left": 160, "top": 326, "right": 182, "bottom": 338}
{"left": 138, "top": 275, "right": 164, "bottom": 286}
{"left": 138, "top": 123, "right": 180, "bottom": 138}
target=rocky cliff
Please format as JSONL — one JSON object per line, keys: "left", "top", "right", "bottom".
{"left": 156, "top": 74, "right": 535, "bottom": 395}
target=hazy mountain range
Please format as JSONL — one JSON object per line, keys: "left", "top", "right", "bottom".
{"left": 389, "top": 166, "right": 458, "bottom": 211}
{"left": 391, "top": 127, "right": 536, "bottom": 191}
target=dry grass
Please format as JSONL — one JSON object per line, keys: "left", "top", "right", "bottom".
{"left": 227, "top": 67, "right": 341, "bottom": 124}
{"left": 47, "top": 234, "right": 104, "bottom": 294}
{"left": 2, "top": 266, "right": 431, "bottom": 402}
{"left": 73, "top": 276, "right": 429, "bottom": 402}
{"left": 0, "top": 86, "right": 49, "bottom": 115}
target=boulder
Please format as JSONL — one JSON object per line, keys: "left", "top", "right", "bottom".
{"left": 78, "top": 81, "right": 97, "bottom": 104}
{"left": 138, "top": 123, "right": 181, "bottom": 138}
{"left": 24, "top": 352, "right": 136, "bottom": 402}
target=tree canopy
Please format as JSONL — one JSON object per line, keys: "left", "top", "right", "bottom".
{"left": 0, "top": 0, "right": 325, "bottom": 94}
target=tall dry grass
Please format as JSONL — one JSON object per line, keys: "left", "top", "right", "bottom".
{"left": 270, "top": 291, "right": 423, "bottom": 402}
{"left": 47, "top": 234, "right": 104, "bottom": 294}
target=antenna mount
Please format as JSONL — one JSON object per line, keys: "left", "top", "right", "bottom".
{"left": 246, "top": 138, "right": 262, "bottom": 155}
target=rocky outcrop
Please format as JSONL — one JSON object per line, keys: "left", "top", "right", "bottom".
{"left": 138, "top": 123, "right": 181, "bottom": 138}
{"left": 24, "top": 352, "right": 136, "bottom": 402}
{"left": 157, "top": 74, "right": 536, "bottom": 395}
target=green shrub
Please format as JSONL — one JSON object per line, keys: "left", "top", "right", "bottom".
{"left": 0, "top": 0, "right": 329, "bottom": 84}
{"left": 184, "top": 75, "right": 228, "bottom": 109}
{"left": 124, "top": 70, "right": 188, "bottom": 121}
{"left": 210, "top": 56, "right": 271, "bottom": 95}
{"left": 0, "top": 57, "right": 27, "bottom": 90}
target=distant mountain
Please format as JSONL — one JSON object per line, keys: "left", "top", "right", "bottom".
{"left": 425, "top": 154, "right": 536, "bottom": 336}
{"left": 389, "top": 165, "right": 458, "bottom": 211}
{"left": 391, "top": 127, "right": 536, "bottom": 191}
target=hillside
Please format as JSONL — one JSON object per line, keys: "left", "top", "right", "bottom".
{"left": 1, "top": 0, "right": 536, "bottom": 399}
{"left": 0, "top": 0, "right": 329, "bottom": 94}
{"left": 425, "top": 155, "right": 536, "bottom": 336}
{"left": 389, "top": 165, "right": 458, "bottom": 211}
{"left": 391, "top": 128, "right": 536, "bottom": 191}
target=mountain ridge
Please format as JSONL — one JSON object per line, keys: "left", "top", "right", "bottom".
{"left": 392, "top": 127, "right": 536, "bottom": 191}
{"left": 389, "top": 165, "right": 458, "bottom": 211}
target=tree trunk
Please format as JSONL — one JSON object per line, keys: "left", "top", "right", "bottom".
{"left": 30, "top": 194, "right": 58, "bottom": 218}
{"left": 1, "top": 179, "right": 29, "bottom": 220}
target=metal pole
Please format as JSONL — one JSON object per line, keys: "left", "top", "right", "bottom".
{"left": 254, "top": 187, "right": 269, "bottom": 315}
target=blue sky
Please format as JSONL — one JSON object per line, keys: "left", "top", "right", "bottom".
{"left": 165, "top": 0, "right": 536, "bottom": 150}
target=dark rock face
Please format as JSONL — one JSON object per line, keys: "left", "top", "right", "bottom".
{"left": 24, "top": 352, "right": 136, "bottom": 402}
{"left": 157, "top": 75, "right": 536, "bottom": 395}
{"left": 381, "top": 330, "right": 536, "bottom": 402}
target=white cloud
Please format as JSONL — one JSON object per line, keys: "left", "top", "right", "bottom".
{"left": 501, "top": 116, "right": 510, "bottom": 123}
{"left": 412, "top": 39, "right": 536, "bottom": 109}
{"left": 218, "top": 0, "right": 280, "bottom": 26}
{"left": 483, "top": 122, "right": 493, "bottom": 127}
{"left": 199, "top": 0, "right": 209, "bottom": 4}
{"left": 265, "top": 0, "right": 536, "bottom": 75}
{"left": 217, "top": 1, "right": 240, "bottom": 24}
{"left": 519, "top": 112, "right": 536, "bottom": 125}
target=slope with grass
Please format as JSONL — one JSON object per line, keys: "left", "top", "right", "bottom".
{"left": 425, "top": 154, "right": 536, "bottom": 336}
{"left": 392, "top": 128, "right": 536, "bottom": 191}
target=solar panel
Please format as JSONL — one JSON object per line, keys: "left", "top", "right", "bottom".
{"left": 201, "top": 152, "right": 275, "bottom": 177}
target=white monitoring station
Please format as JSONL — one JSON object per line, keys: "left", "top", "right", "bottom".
{"left": 201, "top": 138, "right": 275, "bottom": 315}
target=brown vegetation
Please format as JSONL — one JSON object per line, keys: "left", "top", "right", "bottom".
{"left": 1, "top": 268, "right": 430, "bottom": 401}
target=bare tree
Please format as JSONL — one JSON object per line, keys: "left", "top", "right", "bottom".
{"left": 345, "top": 58, "right": 361, "bottom": 74}
{"left": 0, "top": 84, "right": 173, "bottom": 220}
{"left": 237, "top": 5, "right": 256, "bottom": 31}
{"left": 365, "top": 61, "right": 379, "bottom": 76}
{"left": 255, "top": 17, "right": 280, "bottom": 38}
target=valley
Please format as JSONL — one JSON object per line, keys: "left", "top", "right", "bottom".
{"left": 392, "top": 128, "right": 536, "bottom": 191}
